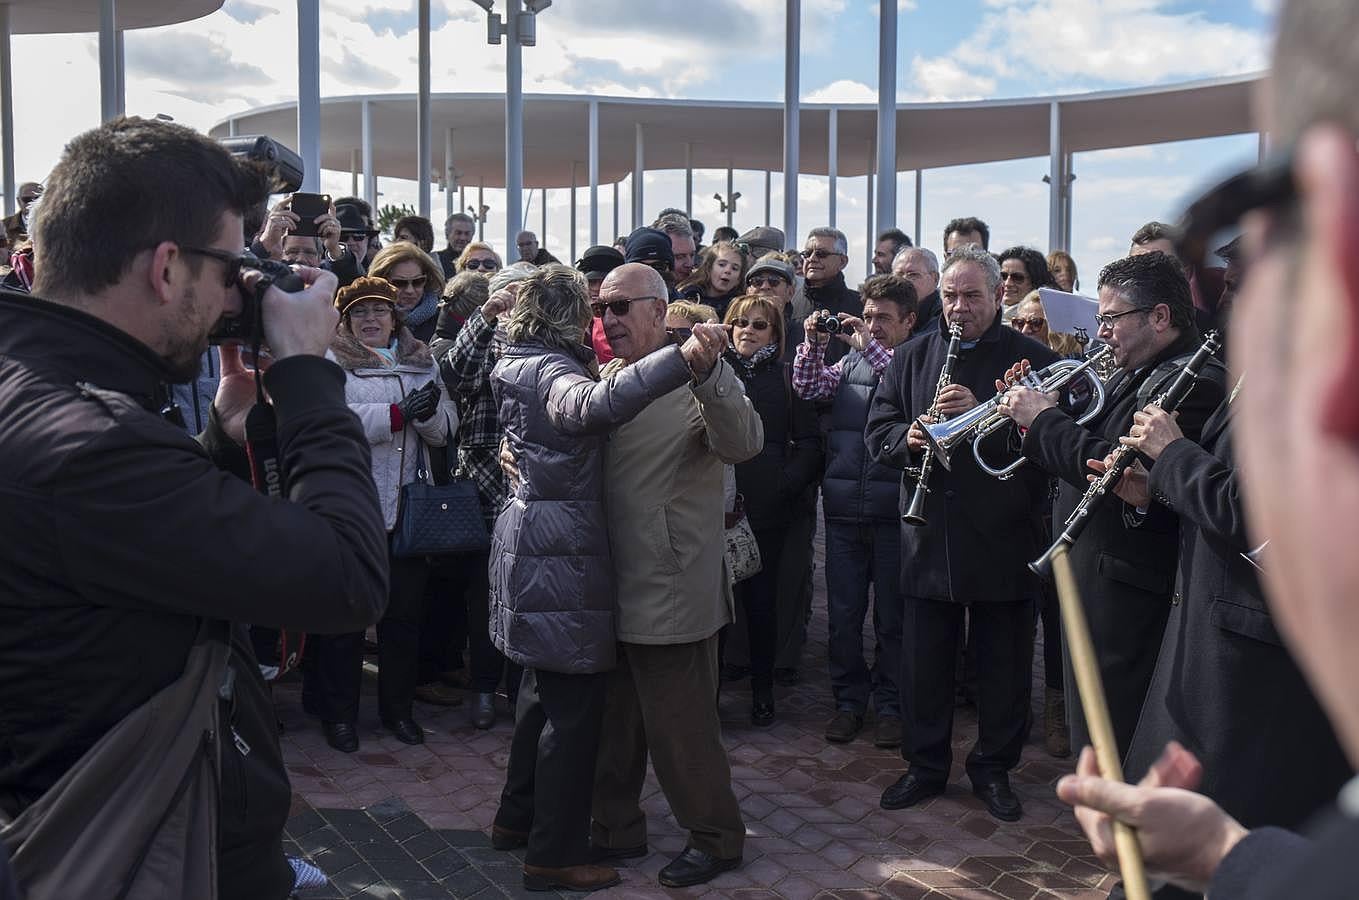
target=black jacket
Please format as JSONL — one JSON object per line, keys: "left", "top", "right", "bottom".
{"left": 821, "top": 348, "right": 903, "bottom": 524}
{"left": 0, "top": 292, "right": 389, "bottom": 899}
{"left": 866, "top": 314, "right": 1058, "bottom": 604}
{"left": 913, "top": 289, "right": 942, "bottom": 336}
{"left": 1124, "top": 398, "right": 1350, "bottom": 831}
{"left": 728, "top": 350, "right": 824, "bottom": 531}
{"left": 1022, "top": 329, "right": 1227, "bottom": 756}
{"left": 1210, "top": 814, "right": 1354, "bottom": 900}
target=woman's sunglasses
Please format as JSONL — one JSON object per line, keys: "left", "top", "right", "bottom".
{"left": 463, "top": 259, "right": 499, "bottom": 271}
{"left": 731, "top": 316, "right": 771, "bottom": 331}
{"left": 389, "top": 276, "right": 427, "bottom": 290}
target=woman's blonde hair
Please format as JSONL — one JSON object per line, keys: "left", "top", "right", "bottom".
{"left": 1046, "top": 249, "right": 1078, "bottom": 289}
{"left": 722, "top": 294, "right": 784, "bottom": 351}
{"left": 504, "top": 264, "right": 592, "bottom": 350}
{"left": 666, "top": 300, "right": 719, "bottom": 326}
{"left": 368, "top": 241, "right": 446, "bottom": 296}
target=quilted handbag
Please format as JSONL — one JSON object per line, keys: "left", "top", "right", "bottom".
{"left": 392, "top": 443, "right": 491, "bottom": 558}
{"left": 724, "top": 494, "right": 762, "bottom": 585}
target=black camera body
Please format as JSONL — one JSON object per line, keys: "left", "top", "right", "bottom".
{"left": 817, "top": 312, "right": 844, "bottom": 335}
{"left": 208, "top": 255, "right": 305, "bottom": 345}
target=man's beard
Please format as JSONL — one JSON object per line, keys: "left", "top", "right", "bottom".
{"left": 163, "top": 285, "right": 213, "bottom": 383}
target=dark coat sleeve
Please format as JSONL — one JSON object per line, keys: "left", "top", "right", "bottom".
{"left": 1209, "top": 827, "right": 1311, "bottom": 898}
{"left": 864, "top": 352, "right": 916, "bottom": 470}
{"left": 543, "top": 344, "right": 692, "bottom": 437}
{"left": 55, "top": 355, "right": 390, "bottom": 633}
{"left": 1146, "top": 433, "right": 1249, "bottom": 550}
{"left": 780, "top": 386, "right": 825, "bottom": 498}
{"left": 1022, "top": 406, "right": 1113, "bottom": 490}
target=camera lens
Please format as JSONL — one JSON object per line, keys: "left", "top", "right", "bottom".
{"left": 822, "top": 315, "right": 842, "bottom": 334}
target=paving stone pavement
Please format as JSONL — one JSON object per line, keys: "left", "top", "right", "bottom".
{"left": 278, "top": 537, "right": 1115, "bottom": 899}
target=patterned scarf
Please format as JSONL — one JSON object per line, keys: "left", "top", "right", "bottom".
{"left": 403, "top": 290, "right": 440, "bottom": 329}
{"left": 732, "top": 341, "right": 780, "bottom": 376}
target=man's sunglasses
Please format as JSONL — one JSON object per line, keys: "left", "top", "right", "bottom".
{"left": 1176, "top": 147, "right": 1296, "bottom": 268}
{"left": 999, "top": 271, "right": 1029, "bottom": 282}
{"left": 746, "top": 274, "right": 788, "bottom": 288}
{"left": 462, "top": 258, "right": 499, "bottom": 271}
{"left": 801, "top": 248, "right": 842, "bottom": 260}
{"left": 731, "top": 316, "right": 771, "bottom": 331}
{"left": 590, "top": 295, "right": 658, "bottom": 318}
{"left": 389, "top": 276, "right": 427, "bottom": 290}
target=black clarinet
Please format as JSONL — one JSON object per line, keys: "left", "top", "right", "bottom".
{"left": 903, "top": 322, "right": 964, "bottom": 526}
{"left": 1029, "top": 330, "right": 1221, "bottom": 580}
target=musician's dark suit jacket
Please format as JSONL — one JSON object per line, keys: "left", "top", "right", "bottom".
{"left": 1209, "top": 806, "right": 1358, "bottom": 899}
{"left": 1125, "top": 397, "right": 1351, "bottom": 831}
{"left": 866, "top": 312, "right": 1058, "bottom": 605}
{"left": 1021, "top": 329, "right": 1227, "bottom": 759}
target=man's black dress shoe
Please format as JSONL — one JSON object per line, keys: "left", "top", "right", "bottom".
{"left": 657, "top": 847, "right": 741, "bottom": 887}
{"left": 322, "top": 721, "right": 359, "bottom": 753}
{"left": 972, "top": 777, "right": 1023, "bottom": 822}
{"left": 880, "top": 771, "right": 946, "bottom": 810}
{"left": 382, "top": 717, "right": 425, "bottom": 745}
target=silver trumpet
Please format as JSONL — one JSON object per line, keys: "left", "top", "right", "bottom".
{"left": 922, "top": 344, "right": 1115, "bottom": 481}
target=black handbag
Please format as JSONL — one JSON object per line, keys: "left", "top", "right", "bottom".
{"left": 392, "top": 442, "right": 492, "bottom": 558}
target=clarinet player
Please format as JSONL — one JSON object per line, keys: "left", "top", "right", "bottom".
{"left": 998, "top": 252, "right": 1227, "bottom": 764}
{"left": 865, "top": 246, "right": 1058, "bottom": 822}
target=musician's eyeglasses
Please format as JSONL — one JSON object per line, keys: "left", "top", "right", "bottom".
{"left": 590, "top": 296, "right": 658, "bottom": 318}
{"left": 1093, "top": 308, "right": 1147, "bottom": 329}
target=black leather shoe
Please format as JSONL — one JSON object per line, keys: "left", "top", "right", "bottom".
{"left": 657, "top": 847, "right": 742, "bottom": 887}
{"left": 972, "top": 777, "right": 1023, "bottom": 822}
{"left": 824, "top": 710, "right": 864, "bottom": 743}
{"left": 382, "top": 717, "right": 424, "bottom": 745}
{"left": 751, "top": 689, "right": 775, "bottom": 727}
{"left": 490, "top": 824, "right": 528, "bottom": 851}
{"left": 880, "top": 771, "right": 946, "bottom": 810}
{"left": 471, "top": 692, "right": 497, "bottom": 730}
{"left": 322, "top": 721, "right": 359, "bottom": 753}
{"left": 773, "top": 667, "right": 801, "bottom": 686}
{"left": 588, "top": 841, "right": 648, "bottom": 863}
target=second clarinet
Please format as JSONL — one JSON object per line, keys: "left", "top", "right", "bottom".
{"left": 1029, "top": 330, "right": 1222, "bottom": 579}
{"left": 903, "top": 322, "right": 965, "bottom": 526}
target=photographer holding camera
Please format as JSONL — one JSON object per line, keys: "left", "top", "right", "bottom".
{"left": 0, "top": 118, "right": 388, "bottom": 900}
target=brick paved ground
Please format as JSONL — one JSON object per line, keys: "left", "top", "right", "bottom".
{"left": 279, "top": 538, "right": 1115, "bottom": 899}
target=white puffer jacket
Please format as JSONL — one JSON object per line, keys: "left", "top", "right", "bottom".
{"left": 328, "top": 326, "right": 459, "bottom": 530}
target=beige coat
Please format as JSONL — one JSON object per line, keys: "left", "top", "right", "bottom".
{"left": 601, "top": 354, "right": 764, "bottom": 645}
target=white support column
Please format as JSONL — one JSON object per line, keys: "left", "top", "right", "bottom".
{"left": 361, "top": 99, "right": 375, "bottom": 207}
{"left": 866, "top": 143, "right": 875, "bottom": 275}
{"left": 569, "top": 162, "right": 577, "bottom": 263}
{"left": 874, "top": 0, "right": 896, "bottom": 236}
{"left": 350, "top": 149, "right": 359, "bottom": 197}
{"left": 1061, "top": 152, "right": 1074, "bottom": 250}
{"left": 1047, "top": 101, "right": 1062, "bottom": 251}
{"left": 1258, "top": 131, "right": 1269, "bottom": 162}
{"left": 114, "top": 29, "right": 124, "bottom": 116}
{"left": 228, "top": 117, "right": 238, "bottom": 137}
{"left": 99, "top": 0, "right": 119, "bottom": 122}
{"left": 445, "top": 127, "right": 456, "bottom": 223}
{"left": 0, "top": 4, "right": 13, "bottom": 214}
{"left": 417, "top": 0, "right": 431, "bottom": 217}
{"left": 827, "top": 107, "right": 838, "bottom": 230}
{"left": 459, "top": 184, "right": 465, "bottom": 218}
{"left": 783, "top": 0, "right": 800, "bottom": 246}
{"left": 764, "top": 170, "right": 771, "bottom": 226}
{"left": 914, "top": 169, "right": 922, "bottom": 247}
{"left": 684, "top": 142, "right": 693, "bottom": 216}
{"left": 540, "top": 187, "right": 547, "bottom": 245}
{"left": 297, "top": 0, "right": 321, "bottom": 192}
{"left": 504, "top": 0, "right": 524, "bottom": 260}
{"left": 632, "top": 123, "right": 644, "bottom": 229}
{"left": 612, "top": 181, "right": 619, "bottom": 240}
{"left": 588, "top": 100, "right": 599, "bottom": 246}
{"left": 477, "top": 179, "right": 485, "bottom": 241}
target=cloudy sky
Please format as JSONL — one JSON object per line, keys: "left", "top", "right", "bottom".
{"left": 13, "top": 0, "right": 1278, "bottom": 284}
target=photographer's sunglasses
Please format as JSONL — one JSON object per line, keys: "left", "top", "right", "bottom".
{"left": 182, "top": 246, "right": 245, "bottom": 287}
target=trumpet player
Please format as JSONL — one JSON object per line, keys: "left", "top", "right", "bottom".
{"left": 997, "top": 251, "right": 1227, "bottom": 761}
{"left": 865, "top": 246, "right": 1058, "bottom": 822}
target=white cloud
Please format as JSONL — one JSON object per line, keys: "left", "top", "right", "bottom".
{"left": 804, "top": 79, "right": 877, "bottom": 103}
{"left": 905, "top": 56, "right": 998, "bottom": 101}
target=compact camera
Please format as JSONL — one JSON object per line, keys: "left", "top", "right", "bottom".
{"left": 816, "top": 312, "right": 844, "bottom": 335}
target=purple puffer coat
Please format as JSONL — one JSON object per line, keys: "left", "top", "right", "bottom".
{"left": 489, "top": 338, "right": 693, "bottom": 674}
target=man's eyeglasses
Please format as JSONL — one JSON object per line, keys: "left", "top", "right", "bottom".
{"left": 590, "top": 295, "right": 657, "bottom": 318}
{"left": 181, "top": 246, "right": 244, "bottom": 288}
{"left": 731, "top": 316, "right": 771, "bottom": 331}
{"left": 462, "top": 258, "right": 499, "bottom": 271}
{"left": 1093, "top": 307, "right": 1147, "bottom": 329}
{"left": 746, "top": 274, "right": 788, "bottom": 288}
{"left": 388, "top": 276, "right": 427, "bottom": 291}
{"left": 999, "top": 271, "right": 1029, "bottom": 282}
{"left": 1010, "top": 317, "right": 1046, "bottom": 331}
{"left": 801, "top": 248, "right": 842, "bottom": 260}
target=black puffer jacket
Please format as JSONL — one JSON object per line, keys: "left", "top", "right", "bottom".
{"left": 727, "top": 348, "right": 824, "bottom": 531}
